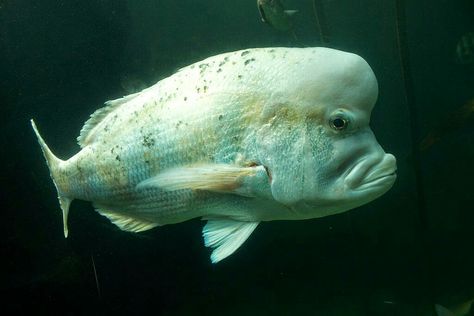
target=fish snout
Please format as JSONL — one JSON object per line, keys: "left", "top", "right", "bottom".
{"left": 345, "top": 153, "right": 397, "bottom": 191}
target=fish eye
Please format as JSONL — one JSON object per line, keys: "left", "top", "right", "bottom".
{"left": 330, "top": 116, "right": 348, "bottom": 131}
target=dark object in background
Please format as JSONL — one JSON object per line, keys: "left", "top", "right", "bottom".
{"left": 257, "top": 0, "right": 298, "bottom": 33}
{"left": 420, "top": 98, "right": 474, "bottom": 151}
{"left": 312, "top": 0, "right": 330, "bottom": 45}
{"left": 455, "top": 32, "right": 474, "bottom": 65}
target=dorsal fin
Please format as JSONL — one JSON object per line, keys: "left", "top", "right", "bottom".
{"left": 77, "top": 92, "right": 141, "bottom": 148}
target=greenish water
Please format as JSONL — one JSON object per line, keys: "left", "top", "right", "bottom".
{"left": 1, "top": 0, "right": 473, "bottom": 314}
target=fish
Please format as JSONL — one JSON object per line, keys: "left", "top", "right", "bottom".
{"left": 420, "top": 98, "right": 474, "bottom": 151}
{"left": 31, "top": 47, "right": 397, "bottom": 263}
{"left": 435, "top": 299, "right": 473, "bottom": 316}
{"left": 455, "top": 32, "right": 474, "bottom": 65}
{"left": 257, "top": 0, "right": 298, "bottom": 33}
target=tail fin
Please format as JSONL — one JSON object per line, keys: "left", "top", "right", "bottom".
{"left": 30, "top": 119, "right": 72, "bottom": 238}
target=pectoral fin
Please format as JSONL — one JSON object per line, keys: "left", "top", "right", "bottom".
{"left": 202, "top": 219, "right": 259, "bottom": 263}
{"left": 136, "top": 164, "right": 259, "bottom": 194}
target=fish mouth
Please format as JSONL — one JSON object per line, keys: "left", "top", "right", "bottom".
{"left": 354, "top": 172, "right": 397, "bottom": 192}
{"left": 345, "top": 154, "right": 397, "bottom": 192}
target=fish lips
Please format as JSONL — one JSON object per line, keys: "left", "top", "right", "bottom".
{"left": 345, "top": 153, "right": 397, "bottom": 193}
{"left": 353, "top": 172, "right": 397, "bottom": 192}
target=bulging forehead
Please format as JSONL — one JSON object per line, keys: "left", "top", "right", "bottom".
{"left": 266, "top": 47, "right": 379, "bottom": 118}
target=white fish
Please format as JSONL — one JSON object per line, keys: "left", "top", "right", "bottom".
{"left": 31, "top": 47, "right": 397, "bottom": 263}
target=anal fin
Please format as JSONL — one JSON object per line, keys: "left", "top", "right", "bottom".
{"left": 203, "top": 219, "right": 259, "bottom": 263}
{"left": 96, "top": 208, "right": 159, "bottom": 233}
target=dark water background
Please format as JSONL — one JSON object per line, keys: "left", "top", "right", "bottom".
{"left": 1, "top": 0, "right": 473, "bottom": 314}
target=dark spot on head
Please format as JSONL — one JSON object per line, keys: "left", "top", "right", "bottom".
{"left": 116, "top": 155, "right": 121, "bottom": 161}
{"left": 199, "top": 63, "right": 209, "bottom": 74}
{"left": 218, "top": 114, "right": 223, "bottom": 120}
{"left": 217, "top": 68, "right": 222, "bottom": 73}
{"left": 203, "top": 86, "right": 208, "bottom": 93}
{"left": 237, "top": 75, "right": 242, "bottom": 79}
{"left": 184, "top": 97, "right": 187, "bottom": 101}
{"left": 241, "top": 50, "right": 250, "bottom": 56}
{"left": 244, "top": 58, "right": 256, "bottom": 66}
{"left": 142, "top": 134, "right": 155, "bottom": 148}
